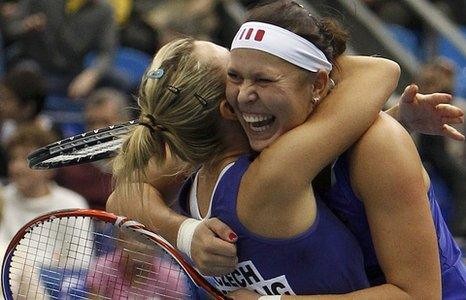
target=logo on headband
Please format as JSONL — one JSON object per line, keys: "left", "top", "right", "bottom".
{"left": 238, "top": 28, "right": 266, "bottom": 42}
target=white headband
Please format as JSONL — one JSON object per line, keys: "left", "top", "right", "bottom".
{"left": 231, "top": 21, "right": 332, "bottom": 72}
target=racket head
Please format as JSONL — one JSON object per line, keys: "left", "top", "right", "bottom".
{"left": 27, "top": 120, "right": 138, "bottom": 170}
{"left": 2, "top": 209, "right": 226, "bottom": 300}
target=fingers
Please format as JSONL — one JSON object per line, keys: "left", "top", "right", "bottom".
{"left": 442, "top": 124, "right": 465, "bottom": 141}
{"left": 436, "top": 103, "right": 464, "bottom": 119}
{"left": 400, "top": 84, "right": 418, "bottom": 104}
{"left": 192, "top": 236, "right": 238, "bottom": 276}
{"left": 200, "top": 265, "right": 237, "bottom": 277}
{"left": 418, "top": 93, "right": 452, "bottom": 105}
{"left": 195, "top": 252, "right": 239, "bottom": 276}
{"left": 190, "top": 219, "right": 238, "bottom": 276}
{"left": 202, "top": 231, "right": 237, "bottom": 257}
{"left": 204, "top": 218, "right": 238, "bottom": 243}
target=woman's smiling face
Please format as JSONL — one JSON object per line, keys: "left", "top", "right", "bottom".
{"left": 226, "top": 48, "right": 316, "bottom": 151}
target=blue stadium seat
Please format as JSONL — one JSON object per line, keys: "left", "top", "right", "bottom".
{"left": 386, "top": 24, "right": 421, "bottom": 58}
{"left": 438, "top": 26, "right": 466, "bottom": 69}
{"left": 85, "top": 47, "right": 152, "bottom": 90}
{"left": 455, "top": 66, "right": 466, "bottom": 99}
{"left": 43, "top": 94, "right": 85, "bottom": 136}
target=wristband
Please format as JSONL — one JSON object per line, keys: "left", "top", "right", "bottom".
{"left": 258, "top": 296, "right": 282, "bottom": 300}
{"left": 177, "top": 218, "right": 202, "bottom": 259}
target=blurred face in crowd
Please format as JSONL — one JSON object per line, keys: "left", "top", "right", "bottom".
{"left": 0, "top": 85, "right": 20, "bottom": 121}
{"left": 8, "top": 145, "right": 54, "bottom": 197}
{"left": 84, "top": 100, "right": 122, "bottom": 130}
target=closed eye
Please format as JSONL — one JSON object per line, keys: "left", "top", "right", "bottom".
{"left": 227, "top": 71, "right": 241, "bottom": 83}
{"left": 257, "top": 78, "right": 273, "bottom": 83}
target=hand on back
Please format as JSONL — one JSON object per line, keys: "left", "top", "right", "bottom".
{"left": 191, "top": 218, "right": 238, "bottom": 276}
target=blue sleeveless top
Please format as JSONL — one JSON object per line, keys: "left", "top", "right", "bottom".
{"left": 179, "top": 155, "right": 370, "bottom": 296}
{"left": 324, "top": 151, "right": 466, "bottom": 298}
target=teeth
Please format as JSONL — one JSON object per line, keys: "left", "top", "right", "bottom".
{"left": 242, "top": 113, "right": 273, "bottom": 123}
{"left": 250, "top": 124, "right": 271, "bottom": 132}
{"left": 241, "top": 113, "right": 274, "bottom": 133}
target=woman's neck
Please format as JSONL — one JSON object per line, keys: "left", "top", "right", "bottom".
{"left": 194, "top": 119, "right": 251, "bottom": 217}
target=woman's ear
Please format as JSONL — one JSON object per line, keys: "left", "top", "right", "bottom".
{"left": 312, "top": 70, "right": 330, "bottom": 100}
{"left": 219, "top": 100, "right": 237, "bottom": 121}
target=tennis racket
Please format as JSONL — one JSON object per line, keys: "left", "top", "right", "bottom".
{"left": 1, "top": 209, "right": 228, "bottom": 300}
{"left": 27, "top": 120, "right": 138, "bottom": 170}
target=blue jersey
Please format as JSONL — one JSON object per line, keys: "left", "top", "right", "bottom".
{"left": 179, "top": 155, "right": 370, "bottom": 296}
{"left": 324, "top": 151, "right": 466, "bottom": 298}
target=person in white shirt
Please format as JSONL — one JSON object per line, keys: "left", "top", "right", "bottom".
{"left": 0, "top": 125, "right": 90, "bottom": 299}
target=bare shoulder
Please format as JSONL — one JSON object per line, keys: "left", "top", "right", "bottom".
{"left": 351, "top": 112, "right": 413, "bottom": 153}
{"left": 348, "top": 112, "right": 428, "bottom": 199}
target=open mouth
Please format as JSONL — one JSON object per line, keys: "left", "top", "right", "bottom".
{"left": 242, "top": 113, "right": 275, "bottom": 132}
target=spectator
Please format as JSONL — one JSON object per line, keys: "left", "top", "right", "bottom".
{"left": 144, "top": 0, "right": 238, "bottom": 48}
{"left": 2, "top": 0, "right": 118, "bottom": 98}
{"left": 118, "top": 0, "right": 160, "bottom": 55}
{"left": 0, "top": 125, "right": 88, "bottom": 252}
{"left": 55, "top": 88, "right": 131, "bottom": 210}
{"left": 0, "top": 64, "right": 53, "bottom": 144}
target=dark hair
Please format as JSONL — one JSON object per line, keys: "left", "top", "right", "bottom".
{"left": 246, "top": 1, "right": 348, "bottom": 66}
{"left": 1, "top": 66, "right": 47, "bottom": 117}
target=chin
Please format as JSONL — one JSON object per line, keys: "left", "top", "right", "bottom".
{"left": 250, "top": 137, "right": 276, "bottom": 152}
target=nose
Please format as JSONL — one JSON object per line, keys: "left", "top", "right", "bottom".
{"left": 237, "top": 82, "right": 258, "bottom": 105}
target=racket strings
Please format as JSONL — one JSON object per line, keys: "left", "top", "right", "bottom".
{"left": 48, "top": 126, "right": 132, "bottom": 155}
{"left": 88, "top": 237, "right": 191, "bottom": 299}
{"left": 43, "top": 139, "right": 123, "bottom": 164}
{"left": 7, "top": 216, "right": 195, "bottom": 299}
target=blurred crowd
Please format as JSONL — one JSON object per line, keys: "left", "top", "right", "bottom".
{"left": 0, "top": 0, "right": 465, "bottom": 260}
{"left": 0, "top": 0, "right": 246, "bottom": 257}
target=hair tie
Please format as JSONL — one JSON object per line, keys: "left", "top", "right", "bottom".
{"left": 139, "top": 121, "right": 155, "bottom": 133}
{"left": 139, "top": 114, "right": 167, "bottom": 132}
{"left": 145, "top": 114, "right": 157, "bottom": 126}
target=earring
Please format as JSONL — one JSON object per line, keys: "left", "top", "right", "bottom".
{"left": 312, "top": 96, "right": 320, "bottom": 105}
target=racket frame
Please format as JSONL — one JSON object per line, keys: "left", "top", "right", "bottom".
{"left": 27, "top": 120, "right": 139, "bottom": 169}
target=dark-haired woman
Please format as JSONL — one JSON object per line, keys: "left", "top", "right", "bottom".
{"left": 224, "top": 1, "right": 465, "bottom": 299}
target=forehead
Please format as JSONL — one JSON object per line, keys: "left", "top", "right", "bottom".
{"left": 229, "top": 48, "right": 299, "bottom": 74}
{"left": 193, "top": 41, "right": 230, "bottom": 67}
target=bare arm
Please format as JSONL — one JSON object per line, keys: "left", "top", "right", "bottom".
{"left": 348, "top": 113, "right": 440, "bottom": 299}
{"left": 106, "top": 182, "right": 185, "bottom": 245}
